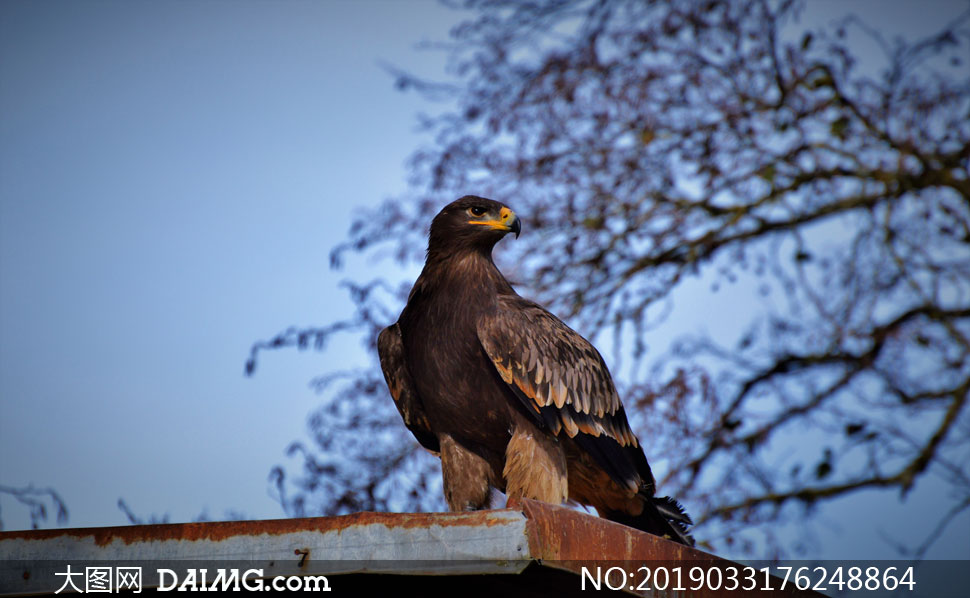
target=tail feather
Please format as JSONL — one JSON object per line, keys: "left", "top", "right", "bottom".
{"left": 654, "top": 495, "right": 693, "bottom": 526}
{"left": 604, "top": 495, "right": 695, "bottom": 546}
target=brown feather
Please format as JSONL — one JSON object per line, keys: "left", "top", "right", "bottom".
{"left": 477, "top": 296, "right": 636, "bottom": 448}
{"left": 377, "top": 324, "right": 439, "bottom": 453}
{"left": 504, "top": 428, "right": 568, "bottom": 505}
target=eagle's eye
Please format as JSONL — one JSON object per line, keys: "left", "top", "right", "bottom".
{"left": 468, "top": 206, "right": 488, "bottom": 217}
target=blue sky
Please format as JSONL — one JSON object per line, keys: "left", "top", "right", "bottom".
{"left": 0, "top": 0, "right": 450, "bottom": 530}
{"left": 1, "top": 0, "right": 967, "bottom": 561}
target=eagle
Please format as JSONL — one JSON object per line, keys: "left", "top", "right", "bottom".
{"left": 378, "top": 196, "right": 693, "bottom": 545}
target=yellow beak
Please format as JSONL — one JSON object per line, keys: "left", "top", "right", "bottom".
{"left": 470, "top": 206, "right": 521, "bottom": 238}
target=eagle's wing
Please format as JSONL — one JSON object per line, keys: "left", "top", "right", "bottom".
{"left": 378, "top": 323, "right": 439, "bottom": 453}
{"left": 477, "top": 295, "right": 653, "bottom": 495}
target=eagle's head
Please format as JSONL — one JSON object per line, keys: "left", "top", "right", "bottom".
{"left": 428, "top": 196, "right": 521, "bottom": 255}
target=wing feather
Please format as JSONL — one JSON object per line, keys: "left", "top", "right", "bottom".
{"left": 477, "top": 295, "right": 639, "bottom": 447}
{"left": 378, "top": 324, "right": 439, "bottom": 453}
{"left": 477, "top": 295, "right": 660, "bottom": 494}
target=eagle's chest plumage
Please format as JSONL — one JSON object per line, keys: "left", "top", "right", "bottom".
{"left": 397, "top": 257, "right": 520, "bottom": 452}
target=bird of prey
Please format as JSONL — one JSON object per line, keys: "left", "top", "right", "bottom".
{"left": 378, "top": 196, "right": 693, "bottom": 545}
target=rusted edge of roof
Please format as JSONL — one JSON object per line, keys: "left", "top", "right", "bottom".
{"left": 512, "top": 497, "right": 698, "bottom": 562}
{"left": 0, "top": 509, "right": 532, "bottom": 594}
{"left": 513, "top": 498, "right": 825, "bottom": 598}
{"left": 1, "top": 501, "right": 823, "bottom": 597}
{"left": 0, "top": 508, "right": 520, "bottom": 547}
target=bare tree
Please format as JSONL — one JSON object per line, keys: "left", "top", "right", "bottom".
{"left": 249, "top": 0, "right": 970, "bottom": 557}
{"left": 0, "top": 484, "right": 68, "bottom": 530}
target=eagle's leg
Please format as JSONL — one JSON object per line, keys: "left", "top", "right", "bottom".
{"left": 503, "top": 427, "right": 568, "bottom": 505}
{"left": 439, "top": 434, "right": 494, "bottom": 511}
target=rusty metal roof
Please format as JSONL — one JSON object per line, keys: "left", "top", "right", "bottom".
{"left": 1, "top": 498, "right": 820, "bottom": 596}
